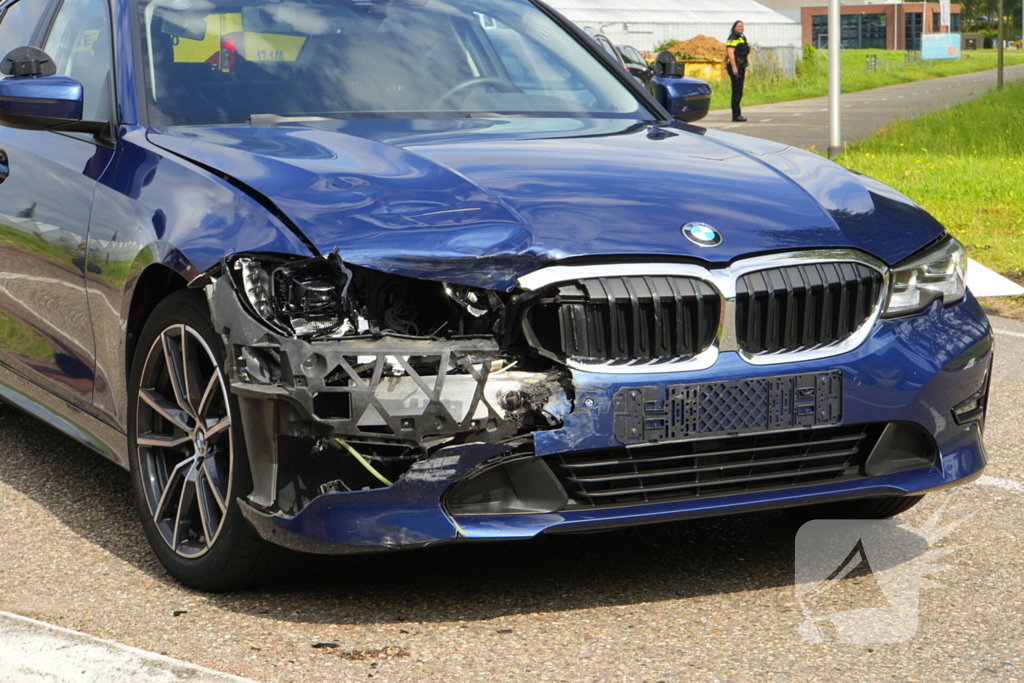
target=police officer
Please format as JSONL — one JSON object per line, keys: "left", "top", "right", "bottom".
{"left": 726, "top": 20, "right": 750, "bottom": 122}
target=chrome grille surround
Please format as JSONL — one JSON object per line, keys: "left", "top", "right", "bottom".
{"left": 517, "top": 250, "right": 889, "bottom": 373}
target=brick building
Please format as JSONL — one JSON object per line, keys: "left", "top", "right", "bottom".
{"left": 799, "top": 3, "right": 961, "bottom": 50}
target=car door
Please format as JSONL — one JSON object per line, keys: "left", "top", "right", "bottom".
{"left": 0, "top": 0, "right": 114, "bottom": 406}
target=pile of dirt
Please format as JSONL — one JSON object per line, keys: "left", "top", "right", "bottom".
{"left": 666, "top": 35, "right": 727, "bottom": 62}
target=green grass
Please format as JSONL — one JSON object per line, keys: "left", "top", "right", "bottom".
{"left": 0, "top": 220, "right": 143, "bottom": 291}
{"left": 709, "top": 49, "right": 1024, "bottom": 111}
{"left": 835, "top": 80, "right": 1024, "bottom": 276}
{"left": 0, "top": 308, "right": 53, "bottom": 363}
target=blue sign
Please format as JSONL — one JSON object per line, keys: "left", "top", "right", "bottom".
{"left": 922, "top": 33, "right": 961, "bottom": 59}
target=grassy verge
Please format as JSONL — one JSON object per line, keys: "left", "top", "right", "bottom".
{"left": 835, "top": 80, "right": 1024, "bottom": 317}
{"left": 709, "top": 49, "right": 1024, "bottom": 111}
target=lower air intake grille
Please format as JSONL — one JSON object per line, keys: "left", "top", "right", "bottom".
{"left": 736, "top": 263, "right": 884, "bottom": 355}
{"left": 546, "top": 424, "right": 880, "bottom": 507}
{"left": 523, "top": 275, "right": 719, "bottom": 364}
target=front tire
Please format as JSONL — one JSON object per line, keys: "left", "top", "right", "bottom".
{"left": 128, "top": 290, "right": 283, "bottom": 590}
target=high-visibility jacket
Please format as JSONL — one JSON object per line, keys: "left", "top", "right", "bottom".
{"left": 726, "top": 32, "right": 750, "bottom": 69}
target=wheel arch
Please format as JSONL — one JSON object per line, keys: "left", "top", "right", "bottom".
{"left": 125, "top": 263, "right": 190, "bottom": 380}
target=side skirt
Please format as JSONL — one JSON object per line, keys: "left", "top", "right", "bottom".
{"left": 0, "top": 362, "right": 128, "bottom": 468}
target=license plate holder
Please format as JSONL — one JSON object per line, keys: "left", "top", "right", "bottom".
{"left": 613, "top": 371, "right": 843, "bottom": 445}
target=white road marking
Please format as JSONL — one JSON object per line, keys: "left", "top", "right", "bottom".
{"left": 977, "top": 475, "right": 1024, "bottom": 493}
{"left": 0, "top": 273, "right": 95, "bottom": 357}
{"left": 0, "top": 611, "right": 257, "bottom": 683}
{"left": 792, "top": 113, "right": 803, "bottom": 116}
{"left": 993, "top": 328, "right": 1024, "bottom": 340}
{"left": 820, "top": 108, "right": 828, "bottom": 111}
{"left": 969, "top": 259, "right": 1024, "bottom": 297}
{"left": 759, "top": 119, "right": 772, "bottom": 122}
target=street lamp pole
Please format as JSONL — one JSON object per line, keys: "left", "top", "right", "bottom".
{"left": 998, "top": 0, "right": 1005, "bottom": 89}
{"left": 827, "top": 0, "right": 841, "bottom": 158}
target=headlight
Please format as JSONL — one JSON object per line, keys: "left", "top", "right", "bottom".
{"left": 884, "top": 236, "right": 967, "bottom": 318}
{"left": 231, "top": 254, "right": 353, "bottom": 338}
{"left": 226, "top": 254, "right": 508, "bottom": 341}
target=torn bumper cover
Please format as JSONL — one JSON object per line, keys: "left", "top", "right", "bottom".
{"left": 201, "top": 255, "right": 574, "bottom": 552}
{"left": 202, "top": 256, "right": 991, "bottom": 555}
{"left": 238, "top": 441, "right": 516, "bottom": 554}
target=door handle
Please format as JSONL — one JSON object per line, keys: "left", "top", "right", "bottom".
{"left": 0, "top": 150, "right": 8, "bottom": 184}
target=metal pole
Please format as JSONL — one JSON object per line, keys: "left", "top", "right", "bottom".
{"left": 827, "top": 0, "right": 841, "bottom": 158}
{"left": 998, "top": 0, "right": 1005, "bottom": 89}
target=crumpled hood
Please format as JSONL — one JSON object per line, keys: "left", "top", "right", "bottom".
{"left": 149, "top": 120, "right": 944, "bottom": 290}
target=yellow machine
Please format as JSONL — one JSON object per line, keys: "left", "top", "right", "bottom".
{"left": 172, "top": 13, "right": 306, "bottom": 70}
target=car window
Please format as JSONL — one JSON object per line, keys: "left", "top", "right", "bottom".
{"left": 42, "top": 0, "right": 113, "bottom": 121}
{"left": 485, "top": 21, "right": 593, "bottom": 106}
{"left": 0, "top": 0, "right": 49, "bottom": 48}
{"left": 138, "top": 0, "right": 647, "bottom": 125}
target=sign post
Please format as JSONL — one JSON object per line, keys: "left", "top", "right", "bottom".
{"left": 827, "top": 0, "right": 840, "bottom": 158}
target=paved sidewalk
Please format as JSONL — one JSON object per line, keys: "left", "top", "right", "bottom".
{"left": 0, "top": 611, "right": 258, "bottom": 683}
{"left": 702, "top": 63, "right": 1024, "bottom": 150}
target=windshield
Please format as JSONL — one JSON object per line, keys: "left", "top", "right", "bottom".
{"left": 138, "top": 0, "right": 650, "bottom": 125}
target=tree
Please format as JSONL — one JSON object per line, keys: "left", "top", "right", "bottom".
{"left": 958, "top": 0, "right": 1020, "bottom": 34}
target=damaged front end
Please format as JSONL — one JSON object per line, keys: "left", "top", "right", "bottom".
{"left": 199, "top": 251, "right": 573, "bottom": 553}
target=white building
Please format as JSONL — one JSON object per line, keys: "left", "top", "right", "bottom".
{"left": 546, "top": 0, "right": 803, "bottom": 75}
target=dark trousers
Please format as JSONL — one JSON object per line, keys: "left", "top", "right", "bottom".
{"left": 729, "top": 67, "right": 745, "bottom": 119}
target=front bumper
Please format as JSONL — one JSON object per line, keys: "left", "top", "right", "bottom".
{"left": 233, "top": 294, "right": 992, "bottom": 554}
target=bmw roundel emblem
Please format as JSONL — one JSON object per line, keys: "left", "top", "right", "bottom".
{"left": 681, "top": 222, "right": 723, "bottom": 247}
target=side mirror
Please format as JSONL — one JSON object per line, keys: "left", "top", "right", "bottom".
{"left": 652, "top": 75, "right": 711, "bottom": 123}
{"left": 0, "top": 47, "right": 85, "bottom": 131}
{"left": 652, "top": 50, "right": 684, "bottom": 77}
{"left": 0, "top": 74, "right": 85, "bottom": 130}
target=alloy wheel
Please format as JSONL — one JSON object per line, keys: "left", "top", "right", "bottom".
{"left": 136, "top": 324, "right": 233, "bottom": 558}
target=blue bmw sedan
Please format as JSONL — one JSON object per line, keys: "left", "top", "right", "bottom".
{"left": 0, "top": 0, "right": 991, "bottom": 589}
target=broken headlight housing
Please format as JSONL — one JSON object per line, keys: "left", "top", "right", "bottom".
{"left": 884, "top": 236, "right": 967, "bottom": 318}
{"left": 231, "top": 254, "right": 354, "bottom": 338}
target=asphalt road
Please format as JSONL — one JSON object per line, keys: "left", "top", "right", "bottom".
{"left": 0, "top": 315, "right": 1022, "bottom": 683}
{"left": 702, "top": 63, "right": 1024, "bottom": 150}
